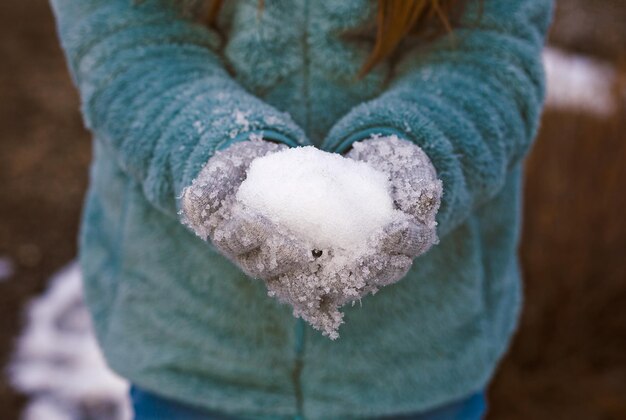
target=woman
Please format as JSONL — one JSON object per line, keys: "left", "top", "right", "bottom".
{"left": 49, "top": 0, "right": 552, "bottom": 418}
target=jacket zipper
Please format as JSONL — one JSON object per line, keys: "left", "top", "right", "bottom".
{"left": 292, "top": 317, "right": 306, "bottom": 419}
{"left": 293, "top": 1, "right": 309, "bottom": 418}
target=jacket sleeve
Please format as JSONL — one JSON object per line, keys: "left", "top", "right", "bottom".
{"left": 322, "top": 0, "right": 553, "bottom": 237}
{"left": 50, "top": 0, "right": 308, "bottom": 217}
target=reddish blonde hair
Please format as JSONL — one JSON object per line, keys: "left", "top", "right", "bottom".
{"left": 205, "top": 0, "right": 461, "bottom": 76}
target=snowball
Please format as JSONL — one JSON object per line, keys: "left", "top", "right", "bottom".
{"left": 236, "top": 146, "right": 396, "bottom": 251}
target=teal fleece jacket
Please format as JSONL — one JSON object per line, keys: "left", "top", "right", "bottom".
{"left": 50, "top": 0, "right": 552, "bottom": 418}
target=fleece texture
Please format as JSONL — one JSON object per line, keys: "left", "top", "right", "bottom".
{"left": 49, "top": 0, "right": 552, "bottom": 418}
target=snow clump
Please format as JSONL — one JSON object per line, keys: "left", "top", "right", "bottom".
{"left": 236, "top": 146, "right": 398, "bottom": 250}
{"left": 235, "top": 146, "right": 413, "bottom": 338}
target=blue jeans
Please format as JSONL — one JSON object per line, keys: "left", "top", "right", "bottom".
{"left": 130, "top": 386, "right": 486, "bottom": 419}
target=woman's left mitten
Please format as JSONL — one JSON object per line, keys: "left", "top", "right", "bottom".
{"left": 346, "top": 135, "right": 442, "bottom": 227}
{"left": 346, "top": 136, "right": 443, "bottom": 287}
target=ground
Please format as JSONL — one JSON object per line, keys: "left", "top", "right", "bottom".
{"left": 0, "top": 0, "right": 625, "bottom": 418}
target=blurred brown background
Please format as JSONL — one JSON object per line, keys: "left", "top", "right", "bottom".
{"left": 0, "top": 0, "right": 625, "bottom": 419}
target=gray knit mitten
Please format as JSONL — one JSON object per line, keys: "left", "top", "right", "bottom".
{"left": 274, "top": 135, "right": 442, "bottom": 338}
{"left": 180, "top": 136, "right": 442, "bottom": 339}
{"left": 232, "top": 136, "right": 441, "bottom": 340}
{"left": 264, "top": 207, "right": 440, "bottom": 340}
{"left": 343, "top": 134, "right": 443, "bottom": 284}
{"left": 181, "top": 139, "right": 310, "bottom": 279}
{"left": 346, "top": 135, "right": 442, "bottom": 227}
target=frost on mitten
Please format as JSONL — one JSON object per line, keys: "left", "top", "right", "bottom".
{"left": 233, "top": 143, "right": 441, "bottom": 339}
{"left": 180, "top": 139, "right": 287, "bottom": 242}
{"left": 181, "top": 138, "right": 441, "bottom": 339}
{"left": 262, "top": 212, "right": 427, "bottom": 339}
{"left": 346, "top": 134, "right": 442, "bottom": 227}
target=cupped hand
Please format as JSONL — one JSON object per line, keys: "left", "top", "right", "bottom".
{"left": 346, "top": 135, "right": 442, "bottom": 227}
{"left": 181, "top": 139, "right": 311, "bottom": 278}
{"left": 180, "top": 136, "right": 443, "bottom": 340}
{"left": 276, "top": 136, "right": 443, "bottom": 339}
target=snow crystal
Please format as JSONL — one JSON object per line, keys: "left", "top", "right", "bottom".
{"left": 263, "top": 115, "right": 281, "bottom": 126}
{"left": 192, "top": 120, "right": 204, "bottom": 133}
{"left": 10, "top": 262, "right": 131, "bottom": 420}
{"left": 236, "top": 146, "right": 398, "bottom": 250}
{"left": 248, "top": 132, "right": 264, "bottom": 142}
{"left": 234, "top": 109, "right": 251, "bottom": 131}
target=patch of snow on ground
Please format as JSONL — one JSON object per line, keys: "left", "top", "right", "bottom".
{"left": 9, "top": 262, "right": 131, "bottom": 420}
{"left": 544, "top": 47, "right": 620, "bottom": 116}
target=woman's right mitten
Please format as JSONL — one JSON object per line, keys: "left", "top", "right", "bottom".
{"left": 181, "top": 139, "right": 284, "bottom": 239}
{"left": 180, "top": 139, "right": 310, "bottom": 279}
